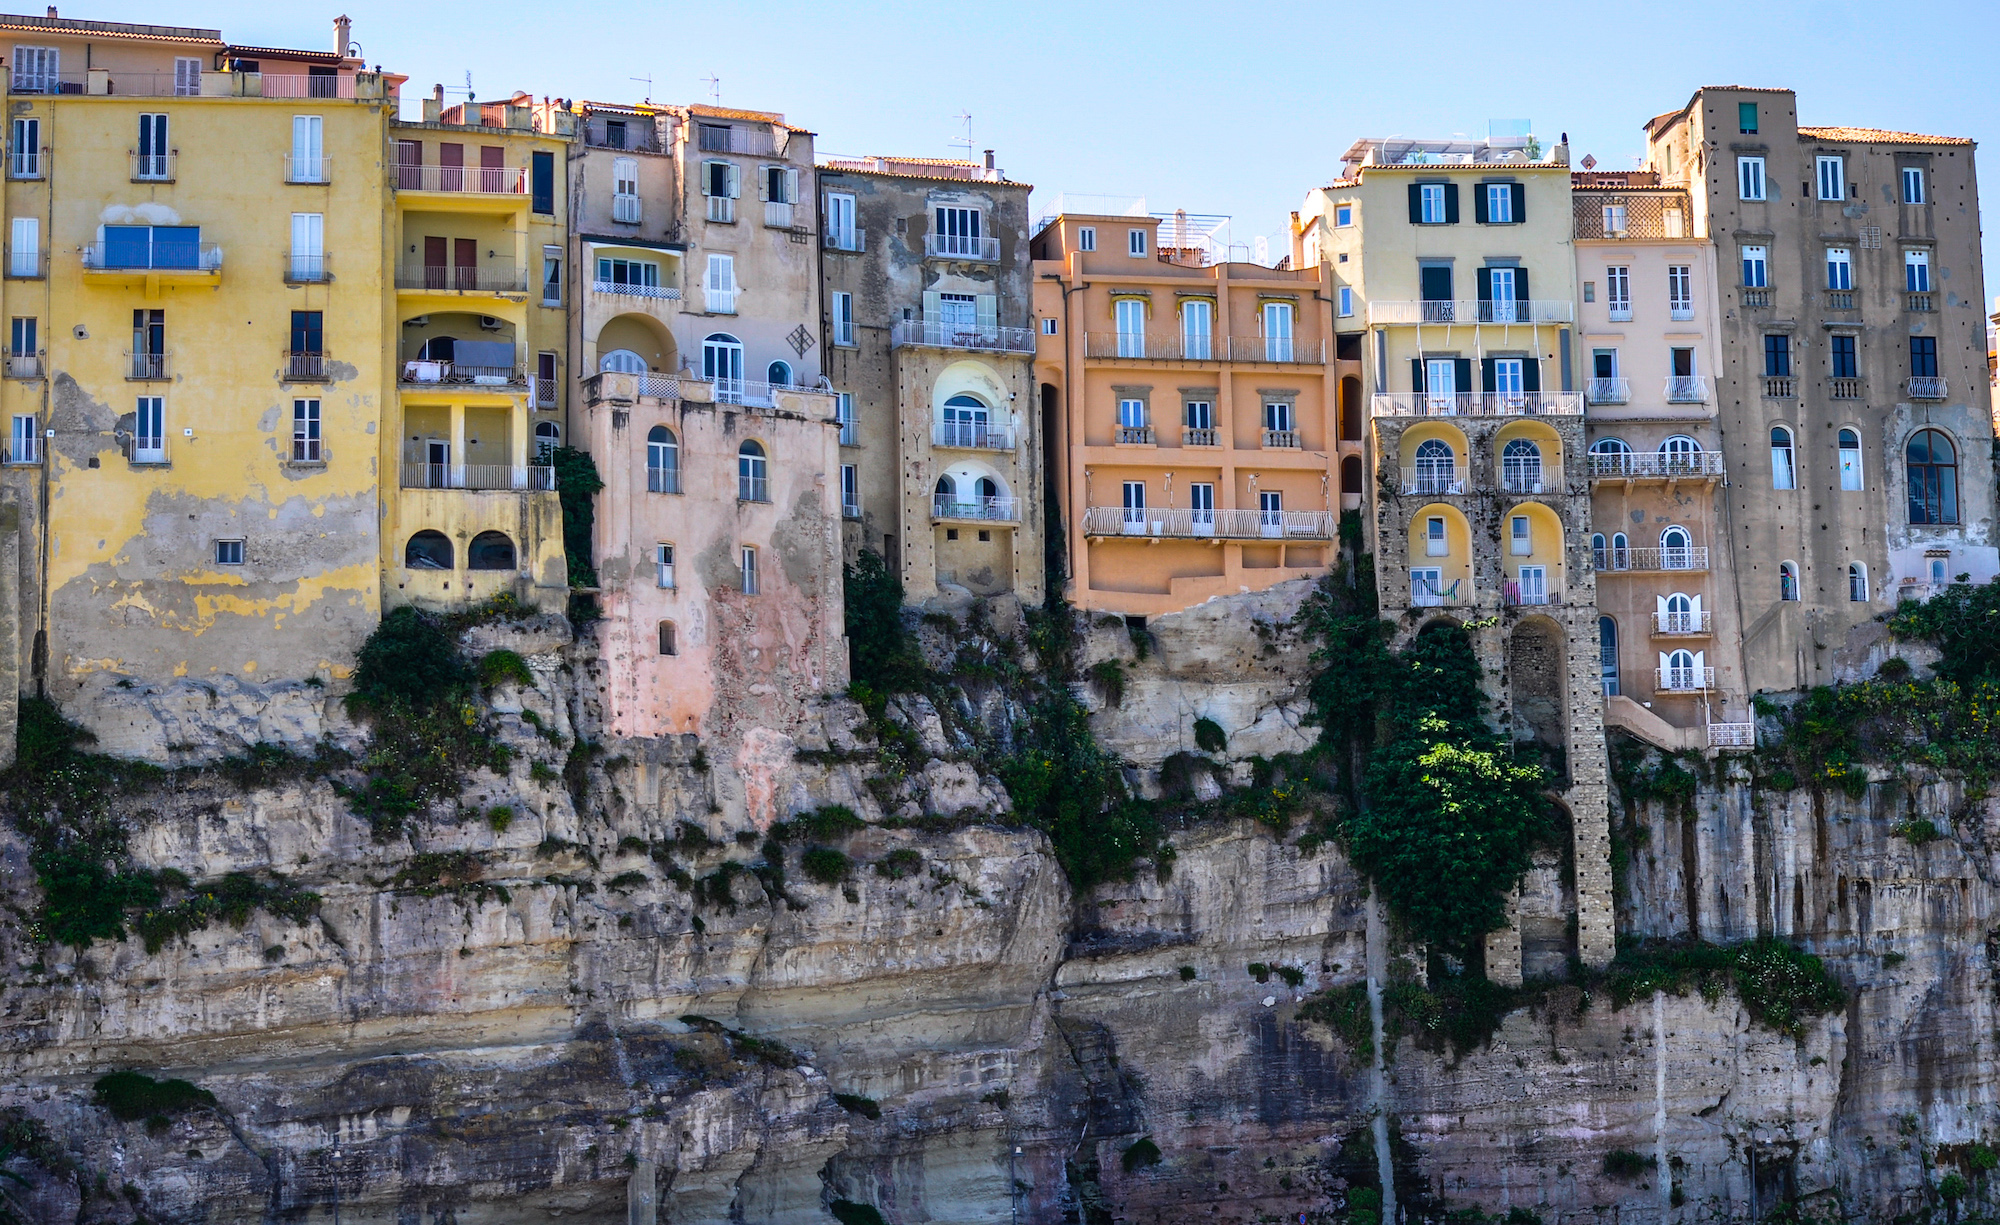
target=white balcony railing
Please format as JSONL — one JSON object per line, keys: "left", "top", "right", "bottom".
{"left": 1503, "top": 583, "right": 1559, "bottom": 607}
{"left": 764, "top": 200, "right": 795, "bottom": 229}
{"left": 1908, "top": 377, "right": 1947, "bottom": 400}
{"left": 1410, "top": 575, "right": 1464, "bottom": 606}
{"left": 695, "top": 125, "right": 778, "bottom": 155}
{"left": 285, "top": 154, "right": 330, "bottom": 184}
{"left": 5, "top": 246, "right": 43, "bottom": 278}
{"left": 1228, "top": 335, "right": 1325, "bottom": 364}
{"left": 400, "top": 464, "right": 554, "bottom": 491}
{"left": 394, "top": 163, "right": 525, "bottom": 195}
{"left": 1372, "top": 392, "right": 1582, "bottom": 418}
{"left": 612, "top": 195, "right": 642, "bottom": 224}
{"left": 934, "top": 422, "right": 1015, "bottom": 450}
{"left": 1499, "top": 465, "right": 1564, "bottom": 494}
{"left": 592, "top": 279, "right": 682, "bottom": 301}
{"left": 400, "top": 360, "right": 524, "bottom": 387}
{"left": 648, "top": 468, "right": 681, "bottom": 494}
{"left": 707, "top": 195, "right": 737, "bottom": 224}
{"left": 395, "top": 265, "right": 527, "bottom": 293}
{"left": 1366, "top": 299, "right": 1575, "bottom": 325}
{"left": 6, "top": 353, "right": 43, "bottom": 379}
{"left": 131, "top": 150, "right": 175, "bottom": 181}
{"left": 1707, "top": 722, "right": 1755, "bottom": 749}
{"left": 1664, "top": 375, "right": 1710, "bottom": 403}
{"left": 890, "top": 319, "right": 1036, "bottom": 354}
{"left": 711, "top": 377, "right": 786, "bottom": 407}
{"left": 1081, "top": 506, "right": 1336, "bottom": 540}
{"left": 285, "top": 251, "right": 330, "bottom": 283}
{"left": 1586, "top": 377, "right": 1630, "bottom": 405}
{"left": 934, "top": 494, "right": 1019, "bottom": 521}
{"left": 1587, "top": 451, "right": 1724, "bottom": 480}
{"left": 739, "top": 474, "right": 770, "bottom": 503}
{"left": 1654, "top": 611, "right": 1713, "bottom": 635}
{"left": 1402, "top": 467, "right": 1466, "bottom": 495}
{"left": 1655, "top": 666, "right": 1716, "bottom": 692}
{"left": 1595, "top": 546, "right": 1710, "bottom": 573}
{"left": 925, "top": 233, "right": 1000, "bottom": 260}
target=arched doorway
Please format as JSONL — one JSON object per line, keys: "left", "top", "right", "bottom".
{"left": 1507, "top": 618, "right": 1567, "bottom": 757}
{"left": 1339, "top": 375, "right": 1363, "bottom": 441}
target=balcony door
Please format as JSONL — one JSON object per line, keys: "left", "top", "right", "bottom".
{"left": 1412, "top": 567, "right": 1444, "bottom": 606}
{"left": 1115, "top": 298, "right": 1145, "bottom": 357}
{"left": 1120, "top": 481, "right": 1145, "bottom": 532}
{"left": 1189, "top": 482, "right": 1214, "bottom": 533}
{"left": 1517, "top": 565, "right": 1546, "bottom": 603}
{"left": 424, "top": 236, "right": 447, "bottom": 289}
{"left": 453, "top": 238, "right": 477, "bottom": 290}
{"left": 426, "top": 438, "right": 450, "bottom": 488}
{"left": 1425, "top": 358, "right": 1457, "bottom": 412}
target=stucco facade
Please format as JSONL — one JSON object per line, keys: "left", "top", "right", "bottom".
{"left": 818, "top": 154, "right": 1042, "bottom": 604}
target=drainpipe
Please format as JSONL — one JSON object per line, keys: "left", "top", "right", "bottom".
{"left": 1039, "top": 271, "right": 1088, "bottom": 588}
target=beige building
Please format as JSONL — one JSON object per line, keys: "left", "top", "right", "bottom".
{"left": 1571, "top": 171, "right": 1750, "bottom": 748}
{"left": 1642, "top": 88, "right": 1994, "bottom": 692}
{"left": 818, "top": 152, "right": 1042, "bottom": 604}
{"left": 1033, "top": 203, "right": 1357, "bottom": 618}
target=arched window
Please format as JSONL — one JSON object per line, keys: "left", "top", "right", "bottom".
{"left": 1660, "top": 525, "right": 1692, "bottom": 570}
{"left": 1590, "top": 436, "right": 1632, "bottom": 478}
{"left": 1770, "top": 425, "right": 1796, "bottom": 490}
{"left": 1413, "top": 438, "right": 1456, "bottom": 494}
{"left": 658, "top": 620, "right": 678, "bottom": 656}
{"left": 767, "top": 360, "right": 791, "bottom": 387}
{"left": 1907, "top": 428, "right": 1958, "bottom": 524}
{"left": 467, "top": 531, "right": 517, "bottom": 570}
{"left": 600, "top": 348, "right": 647, "bottom": 374}
{"left": 942, "top": 393, "right": 990, "bottom": 448}
{"left": 1592, "top": 532, "right": 1607, "bottom": 568}
{"left": 1501, "top": 438, "right": 1543, "bottom": 492}
{"left": 1836, "top": 427, "right": 1862, "bottom": 492}
{"left": 647, "top": 425, "right": 680, "bottom": 493}
{"left": 1340, "top": 454, "right": 1363, "bottom": 499}
{"left": 737, "top": 439, "right": 768, "bottom": 502}
{"left": 1660, "top": 434, "right": 1702, "bottom": 476}
{"left": 703, "top": 332, "right": 745, "bottom": 399}
{"left": 1849, "top": 563, "right": 1869, "bottom": 602}
{"left": 534, "top": 420, "right": 560, "bottom": 462}
{"left": 1780, "top": 561, "right": 1800, "bottom": 601}
{"left": 1610, "top": 532, "right": 1630, "bottom": 570}
{"left": 1665, "top": 648, "right": 1697, "bottom": 690}
{"left": 405, "top": 530, "right": 453, "bottom": 570}
{"left": 1599, "top": 616, "right": 1620, "bottom": 696}
{"left": 975, "top": 476, "right": 999, "bottom": 507}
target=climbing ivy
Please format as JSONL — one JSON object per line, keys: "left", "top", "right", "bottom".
{"left": 550, "top": 445, "right": 603, "bottom": 589}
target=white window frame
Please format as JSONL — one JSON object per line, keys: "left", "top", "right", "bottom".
{"left": 1905, "top": 249, "right": 1930, "bottom": 292}
{"left": 1419, "top": 183, "right": 1447, "bottom": 224}
{"left": 1511, "top": 514, "right": 1532, "bottom": 556}
{"left": 612, "top": 157, "right": 641, "bottom": 224}
{"left": 1770, "top": 426, "right": 1796, "bottom": 490}
{"left": 289, "top": 114, "right": 324, "bottom": 183}
{"left": 1337, "top": 286, "right": 1354, "bottom": 317}
{"left": 834, "top": 391, "right": 855, "bottom": 446}
{"left": 1077, "top": 225, "right": 1096, "bottom": 252}
{"left": 1738, "top": 156, "right": 1766, "bottom": 201}
{"left": 1902, "top": 167, "right": 1925, "bottom": 205}
{"left": 840, "top": 464, "right": 860, "bottom": 518}
{"left": 214, "top": 538, "right": 245, "bottom": 566}
{"left": 740, "top": 545, "right": 759, "bottom": 595}
{"left": 1667, "top": 264, "right": 1692, "bottom": 317}
{"left": 1180, "top": 298, "right": 1212, "bottom": 359}
{"left": 1425, "top": 515, "right": 1448, "bottom": 557}
{"left": 1849, "top": 563, "right": 1868, "bottom": 603}
{"left": 1605, "top": 265, "right": 1631, "bottom": 320}
{"left": 1117, "top": 397, "right": 1146, "bottom": 430}
{"left": 1040, "top": 317, "right": 1057, "bottom": 335}
{"left": 1262, "top": 301, "right": 1294, "bottom": 361}
{"left": 1838, "top": 428, "right": 1863, "bottom": 492}
{"left": 1741, "top": 246, "right": 1768, "bottom": 288}
{"left": 1127, "top": 228, "right": 1147, "bottom": 257}
{"left": 656, "top": 542, "right": 676, "bottom": 589}
{"left": 1602, "top": 203, "right": 1627, "bottom": 234}
{"left": 291, "top": 397, "right": 321, "bottom": 461}
{"left": 1486, "top": 182, "right": 1513, "bottom": 224}
{"left": 1816, "top": 155, "right": 1845, "bottom": 201}
{"left": 542, "top": 246, "right": 562, "bottom": 305}
{"left": 825, "top": 191, "right": 857, "bottom": 250}
{"left": 1825, "top": 247, "right": 1852, "bottom": 291}
{"left": 11, "top": 46, "right": 57, "bottom": 95}
{"left": 831, "top": 290, "right": 855, "bottom": 347}
{"left": 707, "top": 253, "right": 736, "bottom": 313}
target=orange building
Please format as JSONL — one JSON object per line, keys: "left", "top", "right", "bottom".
{"left": 1032, "top": 204, "right": 1362, "bottom": 617}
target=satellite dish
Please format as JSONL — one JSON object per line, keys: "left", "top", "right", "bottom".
{"left": 1581, "top": 154, "right": 1598, "bottom": 170}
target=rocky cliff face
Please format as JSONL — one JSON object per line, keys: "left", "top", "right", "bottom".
{"left": 0, "top": 586, "right": 1992, "bottom": 1224}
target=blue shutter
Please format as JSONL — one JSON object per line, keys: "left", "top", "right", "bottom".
{"left": 1443, "top": 183, "right": 1460, "bottom": 224}
{"left": 103, "top": 225, "right": 148, "bottom": 268}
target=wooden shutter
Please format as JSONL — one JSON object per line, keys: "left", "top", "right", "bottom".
{"left": 922, "top": 290, "right": 941, "bottom": 322}
{"left": 1443, "top": 184, "right": 1460, "bottom": 224}
{"left": 1453, "top": 358, "right": 1472, "bottom": 391}
{"left": 1476, "top": 267, "right": 1493, "bottom": 303}
{"left": 1481, "top": 358, "right": 1496, "bottom": 393}
{"left": 1514, "top": 267, "right": 1530, "bottom": 303}
{"left": 786, "top": 167, "right": 800, "bottom": 206}
{"left": 1473, "top": 184, "right": 1488, "bottom": 224}
{"left": 1407, "top": 184, "right": 1421, "bottom": 224}
{"left": 1523, "top": 359, "right": 1541, "bottom": 393}
{"left": 1410, "top": 358, "right": 1425, "bottom": 392}
{"left": 975, "top": 294, "right": 997, "bottom": 332}
{"left": 1510, "top": 182, "right": 1526, "bottom": 223}
{"left": 1420, "top": 265, "right": 1452, "bottom": 302}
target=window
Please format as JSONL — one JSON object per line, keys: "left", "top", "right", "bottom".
{"left": 1830, "top": 334, "right": 1856, "bottom": 379}
{"left": 1907, "top": 429, "right": 1958, "bottom": 524}
{"left": 1485, "top": 267, "right": 1518, "bottom": 322}
{"left": 289, "top": 115, "right": 323, "bottom": 183}
{"left": 737, "top": 440, "right": 768, "bottom": 502}
{"left": 1263, "top": 400, "right": 1294, "bottom": 434}
{"left": 840, "top": 464, "right": 860, "bottom": 518}
{"left": 1816, "top": 155, "right": 1845, "bottom": 201}
{"left": 405, "top": 530, "right": 452, "bottom": 570}
{"left": 1484, "top": 182, "right": 1514, "bottom": 224}
{"left": 1189, "top": 482, "right": 1214, "bottom": 528}
{"left": 1764, "top": 334, "right": 1790, "bottom": 377}
{"left": 9, "top": 316, "right": 34, "bottom": 361}
{"left": 740, "top": 546, "right": 759, "bottom": 595}
{"left": 1741, "top": 246, "right": 1768, "bottom": 287}
{"left": 596, "top": 256, "right": 661, "bottom": 289}
{"left": 1902, "top": 167, "right": 1925, "bottom": 205}
{"left": 658, "top": 620, "right": 678, "bottom": 656}
{"left": 1780, "top": 562, "right": 1800, "bottom": 602}
{"left": 1602, "top": 203, "right": 1627, "bottom": 234}
{"left": 1418, "top": 183, "right": 1449, "bottom": 224}
{"left": 646, "top": 425, "right": 679, "bottom": 493}
{"left": 1491, "top": 357, "right": 1525, "bottom": 401}
{"left": 1078, "top": 225, "right": 1096, "bottom": 251}
{"left": 1185, "top": 399, "right": 1213, "bottom": 430}
{"left": 704, "top": 159, "right": 739, "bottom": 198}
{"left": 767, "top": 360, "right": 791, "bottom": 387}
{"left": 600, "top": 348, "right": 647, "bottom": 374}
{"left": 532, "top": 150, "right": 555, "bottom": 215}
{"left": 467, "top": 531, "right": 516, "bottom": 571}
{"left": 1605, "top": 265, "right": 1630, "bottom": 319}
{"left": 289, "top": 212, "right": 324, "bottom": 281}
{"left": 1667, "top": 264, "right": 1692, "bottom": 317}
{"left": 835, "top": 391, "right": 855, "bottom": 445}
{"left": 1599, "top": 616, "right": 1620, "bottom": 696}
{"left": 656, "top": 543, "right": 676, "bottom": 589}
{"left": 1510, "top": 514, "right": 1531, "bottom": 556}
{"left": 1114, "top": 299, "right": 1145, "bottom": 357}
{"left": 9, "top": 117, "right": 37, "bottom": 178}
{"left": 831, "top": 291, "right": 855, "bottom": 346}
{"left": 1849, "top": 563, "right": 1868, "bottom": 603}
{"left": 934, "top": 205, "right": 982, "bottom": 257}
{"left": 612, "top": 157, "right": 641, "bottom": 223}
{"left": 1592, "top": 350, "right": 1618, "bottom": 380}
{"left": 1412, "top": 566, "right": 1446, "bottom": 606}
{"left": 1825, "top": 247, "right": 1851, "bottom": 291}
{"left": 1128, "top": 228, "right": 1147, "bottom": 257}
{"left": 1660, "top": 526, "right": 1693, "bottom": 570}
{"left": 1040, "top": 317, "right": 1057, "bottom": 335}
{"left": 291, "top": 399, "right": 320, "bottom": 461}
{"left": 706, "top": 253, "right": 737, "bottom": 313}
{"left": 1117, "top": 398, "right": 1145, "bottom": 429}
{"left": 1414, "top": 438, "right": 1455, "bottom": 492}
{"left": 133, "top": 396, "right": 164, "bottom": 463}
{"left": 825, "top": 192, "right": 857, "bottom": 250}
{"left": 1503, "top": 438, "right": 1543, "bottom": 491}
{"left": 1770, "top": 425, "right": 1796, "bottom": 489}
{"left": 1262, "top": 301, "right": 1294, "bottom": 361}
{"left": 12, "top": 46, "right": 57, "bottom": 94}
{"left": 214, "top": 539, "right": 244, "bottom": 566}
{"left": 132, "top": 113, "right": 168, "bottom": 180}
{"left": 542, "top": 247, "right": 561, "bottom": 305}
{"left": 1258, "top": 491, "right": 1283, "bottom": 533}
{"left": 1337, "top": 286, "right": 1354, "bottom": 317}
{"left": 1910, "top": 335, "right": 1938, "bottom": 378}
{"left": 764, "top": 164, "right": 797, "bottom": 205}
{"left": 1905, "top": 249, "right": 1930, "bottom": 292}
{"left": 1738, "top": 156, "right": 1765, "bottom": 201}
{"left": 1425, "top": 515, "right": 1448, "bottom": 557}
{"left": 1120, "top": 480, "right": 1145, "bottom": 527}
{"left": 534, "top": 420, "right": 559, "bottom": 461}
{"left": 1181, "top": 299, "right": 1212, "bottom": 359}
{"left": 1659, "top": 436, "right": 1702, "bottom": 475}
{"left": 7, "top": 413, "right": 34, "bottom": 463}
{"left": 1739, "top": 101, "right": 1759, "bottom": 134}
{"left": 8, "top": 217, "right": 35, "bottom": 277}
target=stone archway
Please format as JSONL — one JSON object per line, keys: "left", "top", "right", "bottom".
{"left": 1507, "top": 617, "right": 1567, "bottom": 754}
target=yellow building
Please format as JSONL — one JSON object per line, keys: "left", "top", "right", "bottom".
{"left": 1, "top": 13, "right": 401, "bottom": 754}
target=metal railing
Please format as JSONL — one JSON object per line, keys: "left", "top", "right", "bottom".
{"left": 286, "top": 251, "right": 331, "bottom": 283}
{"left": 648, "top": 468, "right": 681, "bottom": 494}
{"left": 1115, "top": 425, "right": 1154, "bottom": 445}
{"left": 394, "top": 163, "right": 526, "bottom": 195}
{"left": 1230, "top": 336, "right": 1325, "bottom": 363}
{"left": 1410, "top": 575, "right": 1464, "bottom": 607}
{"left": 1664, "top": 375, "right": 1709, "bottom": 403}
{"left": 764, "top": 200, "right": 795, "bottom": 229}
{"left": 1908, "top": 376, "right": 1947, "bottom": 400}
{"left": 934, "top": 422, "right": 1015, "bottom": 450}
{"left": 712, "top": 377, "right": 801, "bottom": 407}
{"left": 1762, "top": 376, "right": 1796, "bottom": 399}
{"left": 1572, "top": 190, "right": 1691, "bottom": 240}
{"left": 1366, "top": 299, "right": 1575, "bottom": 325}
{"left": 1586, "top": 377, "right": 1630, "bottom": 405}
{"left": 591, "top": 279, "right": 681, "bottom": 301}
{"left": 826, "top": 228, "right": 866, "bottom": 253}
{"left": 1183, "top": 427, "right": 1218, "bottom": 447}
{"left": 284, "top": 351, "right": 328, "bottom": 382}
{"left": 1607, "top": 304, "right": 1633, "bottom": 323}
{"left": 1829, "top": 377, "right": 1861, "bottom": 400}
{"left": 1084, "top": 332, "right": 1215, "bottom": 361}
{"left": 1907, "top": 293, "right": 1934, "bottom": 312}
{"left": 1499, "top": 465, "right": 1564, "bottom": 493}
{"left": 1503, "top": 584, "right": 1558, "bottom": 607}
{"left": 612, "top": 195, "right": 642, "bottom": 224}
{"left": 285, "top": 154, "right": 330, "bottom": 184}
{"left": 696, "top": 125, "right": 779, "bottom": 155}
{"left": 256, "top": 74, "right": 359, "bottom": 100}
{"left": 585, "top": 118, "right": 663, "bottom": 152}
{"left": 1372, "top": 392, "right": 1583, "bottom": 417}
{"left": 738, "top": 474, "right": 769, "bottom": 503}
{"left": 925, "top": 233, "right": 999, "bottom": 260}
{"left": 843, "top": 498, "right": 861, "bottom": 520}
{"left": 934, "top": 495, "right": 1019, "bottom": 521}
{"left": 1401, "top": 467, "right": 1465, "bottom": 495}
{"left": 3, "top": 433, "right": 36, "bottom": 463}
{"left": 5, "top": 353, "right": 42, "bottom": 379}
{"left": 130, "top": 150, "right": 175, "bottom": 182}
{"left": 292, "top": 436, "right": 322, "bottom": 462}
{"left": 4, "top": 247, "right": 43, "bottom": 279}
{"left": 706, "top": 195, "right": 736, "bottom": 224}
{"left": 1081, "top": 506, "right": 1335, "bottom": 539}
{"left": 1655, "top": 666, "right": 1716, "bottom": 692}
{"left": 399, "top": 462, "right": 555, "bottom": 491}
{"left": 890, "top": 319, "right": 1036, "bottom": 354}
{"left": 1587, "top": 451, "right": 1723, "bottom": 480}
{"left": 84, "top": 241, "right": 222, "bottom": 272}
{"left": 395, "top": 265, "right": 528, "bottom": 293}
{"left": 1595, "top": 545, "right": 1710, "bottom": 572}
{"left": 7, "top": 148, "right": 42, "bottom": 179}
{"left": 1262, "top": 429, "right": 1301, "bottom": 449}
{"left": 1670, "top": 305, "right": 1695, "bottom": 321}
{"left": 400, "top": 360, "right": 525, "bottom": 387}
{"left": 125, "top": 435, "right": 170, "bottom": 466}
{"left": 125, "top": 350, "right": 169, "bottom": 381}
{"left": 838, "top": 416, "right": 857, "bottom": 446}
{"left": 1655, "top": 611, "right": 1713, "bottom": 635}
{"left": 832, "top": 318, "right": 856, "bottom": 346}
{"left": 1707, "top": 722, "right": 1755, "bottom": 749}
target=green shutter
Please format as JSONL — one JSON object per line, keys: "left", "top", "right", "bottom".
{"left": 1411, "top": 358, "right": 1426, "bottom": 392}
{"left": 1476, "top": 267, "right": 1493, "bottom": 303}
{"left": 1511, "top": 183, "right": 1526, "bottom": 224}
{"left": 1454, "top": 358, "right": 1472, "bottom": 393}
{"left": 1515, "top": 267, "right": 1531, "bottom": 303}
{"left": 922, "top": 290, "right": 942, "bottom": 322}
{"left": 1481, "top": 358, "right": 1496, "bottom": 393}
{"left": 1408, "top": 184, "right": 1422, "bottom": 224}
{"left": 1473, "top": 183, "right": 1489, "bottom": 224}
{"left": 1444, "top": 183, "right": 1460, "bottom": 224}
{"left": 1523, "top": 358, "right": 1541, "bottom": 393}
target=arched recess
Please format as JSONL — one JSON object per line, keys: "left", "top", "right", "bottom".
{"left": 1507, "top": 615, "right": 1568, "bottom": 754}
{"left": 1340, "top": 454, "right": 1364, "bottom": 510}
{"left": 1500, "top": 501, "right": 1566, "bottom": 603}
{"left": 405, "top": 530, "right": 453, "bottom": 570}
{"left": 1397, "top": 421, "right": 1470, "bottom": 475}
{"left": 1406, "top": 502, "right": 1471, "bottom": 606}
{"left": 468, "top": 531, "right": 517, "bottom": 570}
{"left": 594, "top": 312, "right": 677, "bottom": 373}
{"left": 1494, "top": 419, "right": 1564, "bottom": 489}
{"left": 1339, "top": 376, "right": 1364, "bottom": 441}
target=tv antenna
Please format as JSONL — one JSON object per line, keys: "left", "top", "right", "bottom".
{"left": 631, "top": 75, "right": 653, "bottom": 103}
{"left": 700, "top": 73, "right": 720, "bottom": 104}
{"left": 951, "top": 111, "right": 974, "bottom": 160}
{"left": 445, "top": 70, "right": 473, "bottom": 101}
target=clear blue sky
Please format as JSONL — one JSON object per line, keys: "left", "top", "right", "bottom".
{"left": 72, "top": 0, "right": 2000, "bottom": 310}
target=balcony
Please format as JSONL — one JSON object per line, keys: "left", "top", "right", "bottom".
{"left": 1499, "top": 465, "right": 1564, "bottom": 494}
{"left": 696, "top": 125, "right": 779, "bottom": 155}
{"left": 591, "top": 278, "right": 682, "bottom": 302}
{"left": 1654, "top": 611, "right": 1713, "bottom": 636}
{"left": 1372, "top": 392, "right": 1582, "bottom": 418}
{"left": 1262, "top": 429, "right": 1301, "bottom": 449}
{"left": 1572, "top": 189, "right": 1691, "bottom": 240}
{"left": 284, "top": 351, "right": 329, "bottom": 382}
{"left": 1762, "top": 376, "right": 1796, "bottom": 399}
{"left": 1585, "top": 378, "right": 1630, "bottom": 405}
{"left": 925, "top": 233, "right": 999, "bottom": 261}
{"left": 1411, "top": 575, "right": 1465, "bottom": 607}
{"left": 16, "top": 70, "right": 364, "bottom": 100}
{"left": 712, "top": 378, "right": 805, "bottom": 408}
{"left": 1503, "top": 583, "right": 1559, "bottom": 608}
{"left": 5, "top": 353, "right": 42, "bottom": 379}
{"left": 584, "top": 371, "right": 682, "bottom": 405}
{"left": 1587, "top": 451, "right": 1724, "bottom": 481}
{"left": 1183, "top": 427, "right": 1218, "bottom": 447}
{"left": 400, "top": 359, "right": 525, "bottom": 389}
{"left": 285, "top": 251, "right": 331, "bottom": 284}
{"left": 843, "top": 497, "right": 861, "bottom": 520}
{"left": 1596, "top": 546, "right": 1710, "bottom": 573}
{"left": 826, "top": 228, "right": 866, "bottom": 253}
{"left": 393, "top": 163, "right": 526, "bottom": 196}
{"left": 1670, "top": 306, "right": 1695, "bottom": 322}
{"left": 1825, "top": 291, "right": 1854, "bottom": 310}
{"left": 585, "top": 118, "right": 662, "bottom": 153}
{"left": 125, "top": 351, "right": 170, "bottom": 381}
{"left": 1664, "top": 375, "right": 1709, "bottom": 403}
{"left": 891, "top": 319, "right": 1036, "bottom": 354}
{"left": 1366, "top": 299, "right": 1574, "bottom": 326}
{"left": 934, "top": 494, "right": 1019, "bottom": 522}
{"left": 934, "top": 422, "right": 1015, "bottom": 450}
{"left": 3, "top": 433, "right": 37, "bottom": 464}
{"left": 395, "top": 265, "right": 528, "bottom": 294}
{"left": 1908, "top": 377, "right": 1947, "bottom": 400}
{"left": 400, "top": 460, "right": 555, "bottom": 491}
{"left": 1082, "top": 506, "right": 1336, "bottom": 540}
{"left": 1607, "top": 304, "right": 1633, "bottom": 323}
{"left": 284, "top": 154, "right": 330, "bottom": 185}
{"left": 125, "top": 435, "right": 170, "bottom": 467}
{"left": 1402, "top": 467, "right": 1465, "bottom": 495}
{"left": 130, "top": 150, "right": 175, "bottom": 182}
{"left": 1227, "top": 336, "right": 1324, "bottom": 364}
{"left": 9, "top": 149, "right": 44, "bottom": 179}
{"left": 4, "top": 247, "right": 42, "bottom": 279}
{"left": 1707, "top": 722, "right": 1755, "bottom": 750}
{"left": 1085, "top": 332, "right": 1216, "bottom": 361}
{"left": 765, "top": 200, "right": 796, "bottom": 229}
{"left": 292, "top": 436, "right": 322, "bottom": 463}
{"left": 1829, "top": 377, "right": 1861, "bottom": 400}
{"left": 1741, "top": 289, "right": 1773, "bottom": 308}
{"left": 1907, "top": 293, "right": 1935, "bottom": 313}
{"left": 536, "top": 379, "right": 558, "bottom": 410}
{"left": 1115, "top": 426, "right": 1155, "bottom": 445}
{"left": 1655, "top": 666, "right": 1716, "bottom": 693}
{"left": 83, "top": 239, "right": 223, "bottom": 286}
{"left": 706, "top": 196, "right": 736, "bottom": 224}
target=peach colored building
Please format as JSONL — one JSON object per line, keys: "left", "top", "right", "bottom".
{"left": 1032, "top": 204, "right": 1359, "bottom": 617}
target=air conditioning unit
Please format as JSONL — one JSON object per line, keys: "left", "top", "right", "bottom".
{"left": 479, "top": 316, "right": 503, "bottom": 331}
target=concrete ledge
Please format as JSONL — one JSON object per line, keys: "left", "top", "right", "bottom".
{"left": 1603, "top": 694, "right": 1703, "bottom": 752}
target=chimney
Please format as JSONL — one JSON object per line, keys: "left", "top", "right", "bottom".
{"left": 334, "top": 15, "right": 352, "bottom": 58}
{"left": 983, "top": 149, "right": 994, "bottom": 170}
{"left": 45, "top": 5, "right": 56, "bottom": 16}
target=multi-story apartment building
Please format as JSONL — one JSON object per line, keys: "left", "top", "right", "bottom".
{"left": 1302, "top": 134, "right": 1613, "bottom": 974}
{"left": 387, "top": 89, "right": 569, "bottom": 614}
{"left": 0, "top": 13, "right": 400, "bottom": 751}
{"left": 818, "top": 152, "right": 1042, "bottom": 603}
{"left": 1642, "top": 88, "right": 1994, "bottom": 691}
{"left": 558, "top": 100, "right": 845, "bottom": 743}
{"left": 1571, "top": 172, "right": 1750, "bottom": 748}
{"left": 1032, "top": 204, "right": 1355, "bottom": 618}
